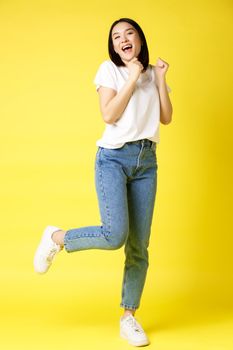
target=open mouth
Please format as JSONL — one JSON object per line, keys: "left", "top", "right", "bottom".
{"left": 122, "top": 44, "right": 133, "bottom": 52}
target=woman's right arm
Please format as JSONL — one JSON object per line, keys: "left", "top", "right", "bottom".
{"left": 97, "top": 58, "right": 143, "bottom": 124}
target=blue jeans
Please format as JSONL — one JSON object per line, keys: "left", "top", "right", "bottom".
{"left": 64, "top": 138, "right": 158, "bottom": 310}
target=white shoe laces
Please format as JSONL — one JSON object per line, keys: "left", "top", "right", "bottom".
{"left": 47, "top": 247, "right": 58, "bottom": 262}
{"left": 41, "top": 245, "right": 60, "bottom": 264}
{"left": 124, "top": 315, "right": 144, "bottom": 334}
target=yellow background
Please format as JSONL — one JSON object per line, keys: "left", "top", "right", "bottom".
{"left": 0, "top": 0, "right": 232, "bottom": 349}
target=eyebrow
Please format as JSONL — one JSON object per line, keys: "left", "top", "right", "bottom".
{"left": 112, "top": 27, "right": 135, "bottom": 36}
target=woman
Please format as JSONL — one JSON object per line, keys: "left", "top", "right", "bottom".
{"left": 34, "top": 17, "right": 173, "bottom": 347}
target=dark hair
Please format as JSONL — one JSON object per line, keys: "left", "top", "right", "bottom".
{"left": 108, "top": 18, "right": 149, "bottom": 71}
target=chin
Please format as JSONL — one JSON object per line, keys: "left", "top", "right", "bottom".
{"left": 123, "top": 55, "right": 135, "bottom": 61}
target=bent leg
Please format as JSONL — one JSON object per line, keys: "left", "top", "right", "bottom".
{"left": 64, "top": 151, "right": 129, "bottom": 252}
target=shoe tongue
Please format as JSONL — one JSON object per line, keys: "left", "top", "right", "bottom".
{"left": 125, "top": 315, "right": 136, "bottom": 324}
{"left": 122, "top": 314, "right": 134, "bottom": 320}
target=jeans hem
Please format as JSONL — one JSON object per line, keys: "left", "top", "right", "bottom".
{"left": 120, "top": 303, "right": 139, "bottom": 310}
{"left": 63, "top": 234, "right": 72, "bottom": 253}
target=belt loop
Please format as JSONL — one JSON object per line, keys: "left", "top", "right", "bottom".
{"left": 151, "top": 141, "right": 156, "bottom": 150}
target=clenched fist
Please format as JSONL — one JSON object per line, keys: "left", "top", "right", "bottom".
{"left": 153, "top": 57, "right": 169, "bottom": 86}
{"left": 128, "top": 57, "right": 144, "bottom": 83}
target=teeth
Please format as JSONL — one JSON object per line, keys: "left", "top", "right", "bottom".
{"left": 122, "top": 45, "right": 132, "bottom": 51}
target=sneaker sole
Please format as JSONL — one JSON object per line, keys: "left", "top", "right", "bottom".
{"left": 120, "top": 330, "right": 150, "bottom": 346}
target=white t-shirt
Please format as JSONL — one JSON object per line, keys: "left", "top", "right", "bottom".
{"left": 94, "top": 59, "right": 171, "bottom": 149}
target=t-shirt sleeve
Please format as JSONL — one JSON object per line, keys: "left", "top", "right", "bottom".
{"left": 93, "top": 61, "right": 117, "bottom": 91}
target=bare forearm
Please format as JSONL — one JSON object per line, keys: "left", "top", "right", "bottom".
{"left": 158, "top": 80, "right": 173, "bottom": 125}
{"left": 104, "top": 79, "right": 137, "bottom": 124}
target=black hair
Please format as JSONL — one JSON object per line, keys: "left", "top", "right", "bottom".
{"left": 108, "top": 18, "right": 149, "bottom": 71}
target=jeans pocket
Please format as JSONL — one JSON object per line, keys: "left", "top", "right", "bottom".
{"left": 95, "top": 147, "right": 103, "bottom": 167}
{"left": 97, "top": 146, "right": 104, "bottom": 156}
{"left": 150, "top": 145, "right": 158, "bottom": 168}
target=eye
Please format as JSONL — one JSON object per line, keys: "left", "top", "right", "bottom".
{"left": 114, "top": 36, "right": 120, "bottom": 40}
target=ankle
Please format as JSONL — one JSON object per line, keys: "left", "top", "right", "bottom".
{"left": 52, "top": 230, "right": 66, "bottom": 247}
{"left": 123, "top": 309, "right": 136, "bottom": 318}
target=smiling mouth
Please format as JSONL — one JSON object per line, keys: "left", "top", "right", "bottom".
{"left": 122, "top": 44, "right": 133, "bottom": 52}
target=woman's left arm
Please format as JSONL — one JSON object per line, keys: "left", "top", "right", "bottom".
{"left": 153, "top": 58, "right": 173, "bottom": 125}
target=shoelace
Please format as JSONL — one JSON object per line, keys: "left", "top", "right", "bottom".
{"left": 42, "top": 245, "right": 59, "bottom": 263}
{"left": 124, "top": 316, "right": 144, "bottom": 333}
{"left": 47, "top": 247, "right": 58, "bottom": 262}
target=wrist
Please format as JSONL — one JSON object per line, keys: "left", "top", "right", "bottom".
{"left": 156, "top": 79, "right": 166, "bottom": 90}
{"left": 127, "top": 77, "right": 137, "bottom": 88}
{"left": 128, "top": 75, "right": 137, "bottom": 83}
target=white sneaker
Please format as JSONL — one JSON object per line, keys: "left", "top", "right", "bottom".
{"left": 34, "top": 225, "right": 63, "bottom": 274}
{"left": 120, "top": 314, "right": 150, "bottom": 347}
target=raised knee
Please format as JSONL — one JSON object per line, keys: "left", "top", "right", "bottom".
{"left": 108, "top": 230, "right": 128, "bottom": 250}
{"left": 112, "top": 238, "right": 125, "bottom": 250}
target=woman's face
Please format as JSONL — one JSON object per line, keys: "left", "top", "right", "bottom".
{"left": 111, "top": 21, "right": 142, "bottom": 65}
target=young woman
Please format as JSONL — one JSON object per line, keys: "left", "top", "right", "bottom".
{"left": 34, "top": 17, "right": 172, "bottom": 347}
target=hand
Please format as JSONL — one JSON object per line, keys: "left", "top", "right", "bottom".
{"left": 128, "top": 57, "right": 144, "bottom": 83}
{"left": 153, "top": 57, "right": 169, "bottom": 86}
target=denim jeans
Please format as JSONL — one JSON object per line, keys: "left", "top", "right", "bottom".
{"left": 64, "top": 138, "right": 158, "bottom": 310}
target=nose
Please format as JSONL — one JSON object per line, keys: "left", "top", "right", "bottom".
{"left": 121, "top": 33, "right": 128, "bottom": 43}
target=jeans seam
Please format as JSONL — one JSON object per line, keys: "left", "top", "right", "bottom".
{"left": 98, "top": 157, "right": 112, "bottom": 238}
{"left": 136, "top": 142, "right": 144, "bottom": 169}
{"left": 66, "top": 233, "right": 102, "bottom": 239}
